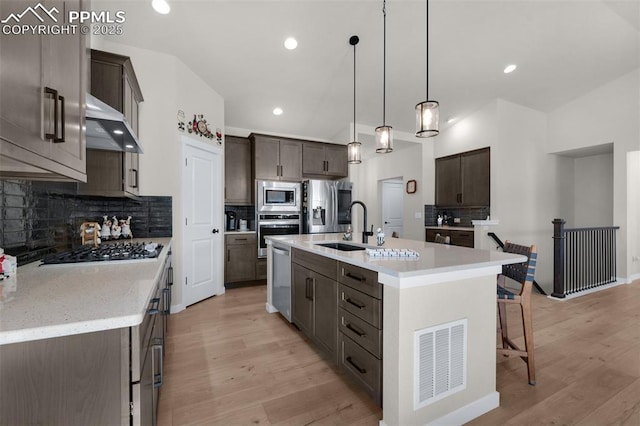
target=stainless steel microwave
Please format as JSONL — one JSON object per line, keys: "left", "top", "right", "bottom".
{"left": 257, "top": 180, "right": 301, "bottom": 212}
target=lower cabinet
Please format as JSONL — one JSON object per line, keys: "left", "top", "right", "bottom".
{"left": 291, "top": 250, "right": 338, "bottom": 360}
{"left": 225, "top": 233, "right": 257, "bottom": 283}
{"left": 290, "top": 249, "right": 383, "bottom": 406}
{"left": 426, "top": 228, "right": 474, "bottom": 248}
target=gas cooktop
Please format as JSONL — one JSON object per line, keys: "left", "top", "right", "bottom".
{"left": 41, "top": 242, "right": 164, "bottom": 265}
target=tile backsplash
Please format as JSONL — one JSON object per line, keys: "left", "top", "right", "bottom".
{"left": 424, "top": 205, "right": 490, "bottom": 227}
{"left": 0, "top": 180, "right": 172, "bottom": 251}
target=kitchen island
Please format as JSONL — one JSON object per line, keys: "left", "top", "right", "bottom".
{"left": 265, "top": 234, "right": 525, "bottom": 426}
{"left": 0, "top": 238, "right": 172, "bottom": 425}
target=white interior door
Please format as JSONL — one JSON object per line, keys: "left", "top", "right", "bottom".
{"left": 382, "top": 179, "right": 404, "bottom": 238}
{"left": 182, "top": 137, "right": 224, "bottom": 306}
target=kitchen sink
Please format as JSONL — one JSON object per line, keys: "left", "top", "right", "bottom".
{"left": 315, "top": 242, "right": 366, "bottom": 251}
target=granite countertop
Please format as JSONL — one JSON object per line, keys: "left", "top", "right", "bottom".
{"left": 0, "top": 237, "right": 172, "bottom": 346}
{"left": 267, "top": 233, "right": 524, "bottom": 280}
{"left": 425, "top": 225, "right": 475, "bottom": 231}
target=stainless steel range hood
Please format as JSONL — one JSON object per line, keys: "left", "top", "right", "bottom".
{"left": 85, "top": 93, "right": 144, "bottom": 153}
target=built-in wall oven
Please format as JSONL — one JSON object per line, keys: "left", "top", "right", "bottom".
{"left": 257, "top": 213, "right": 300, "bottom": 258}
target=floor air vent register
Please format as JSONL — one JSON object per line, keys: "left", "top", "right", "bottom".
{"left": 414, "top": 318, "right": 467, "bottom": 409}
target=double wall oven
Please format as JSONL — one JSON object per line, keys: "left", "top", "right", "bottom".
{"left": 257, "top": 181, "right": 301, "bottom": 258}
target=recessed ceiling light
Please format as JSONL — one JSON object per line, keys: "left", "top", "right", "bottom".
{"left": 273, "top": 107, "right": 283, "bottom": 116}
{"left": 152, "top": 0, "right": 170, "bottom": 14}
{"left": 284, "top": 37, "right": 298, "bottom": 50}
{"left": 113, "top": 130, "right": 124, "bottom": 135}
{"left": 503, "top": 64, "right": 517, "bottom": 74}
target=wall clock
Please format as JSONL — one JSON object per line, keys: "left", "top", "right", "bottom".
{"left": 406, "top": 179, "right": 417, "bottom": 194}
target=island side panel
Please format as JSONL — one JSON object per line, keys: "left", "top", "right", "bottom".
{"left": 381, "top": 273, "right": 498, "bottom": 426}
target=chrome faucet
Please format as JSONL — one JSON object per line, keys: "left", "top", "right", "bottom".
{"left": 348, "top": 200, "right": 374, "bottom": 244}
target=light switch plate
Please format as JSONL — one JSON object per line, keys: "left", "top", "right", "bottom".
{"left": 415, "top": 212, "right": 422, "bottom": 219}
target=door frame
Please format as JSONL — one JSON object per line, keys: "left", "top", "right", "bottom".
{"left": 381, "top": 177, "right": 404, "bottom": 238}
{"left": 181, "top": 135, "right": 225, "bottom": 307}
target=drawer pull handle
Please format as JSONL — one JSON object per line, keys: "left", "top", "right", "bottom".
{"left": 345, "top": 297, "right": 365, "bottom": 309}
{"left": 346, "top": 323, "right": 366, "bottom": 337}
{"left": 345, "top": 272, "right": 365, "bottom": 282}
{"left": 235, "top": 238, "right": 248, "bottom": 241}
{"left": 148, "top": 297, "right": 160, "bottom": 315}
{"left": 346, "top": 356, "right": 367, "bottom": 374}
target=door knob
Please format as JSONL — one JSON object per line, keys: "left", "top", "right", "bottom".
{"left": 212, "top": 229, "right": 219, "bottom": 234}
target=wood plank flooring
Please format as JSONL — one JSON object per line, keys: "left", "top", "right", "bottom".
{"left": 158, "top": 280, "right": 640, "bottom": 425}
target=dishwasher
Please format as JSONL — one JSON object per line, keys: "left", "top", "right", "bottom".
{"left": 272, "top": 244, "right": 292, "bottom": 322}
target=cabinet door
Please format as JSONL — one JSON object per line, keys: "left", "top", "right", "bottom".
{"left": 312, "top": 272, "right": 338, "bottom": 358}
{"left": 292, "top": 264, "right": 313, "bottom": 336}
{"left": 225, "top": 136, "right": 253, "bottom": 204}
{"left": 254, "top": 136, "right": 280, "bottom": 180}
{"left": 124, "top": 152, "right": 140, "bottom": 195}
{"left": 279, "top": 140, "right": 302, "bottom": 181}
{"left": 325, "top": 144, "right": 348, "bottom": 177}
{"left": 44, "top": 0, "right": 86, "bottom": 173}
{"left": 435, "top": 155, "right": 461, "bottom": 206}
{"left": 461, "top": 148, "right": 490, "bottom": 206}
{"left": 0, "top": 1, "right": 47, "bottom": 156}
{"left": 302, "top": 143, "right": 326, "bottom": 175}
{"left": 225, "top": 243, "right": 256, "bottom": 283}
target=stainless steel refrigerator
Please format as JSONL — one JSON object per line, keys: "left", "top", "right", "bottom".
{"left": 302, "top": 180, "right": 353, "bottom": 234}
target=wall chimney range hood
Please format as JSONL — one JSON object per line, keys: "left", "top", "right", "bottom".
{"left": 85, "top": 93, "right": 143, "bottom": 154}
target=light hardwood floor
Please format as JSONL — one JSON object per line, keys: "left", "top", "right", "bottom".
{"left": 158, "top": 280, "right": 640, "bottom": 425}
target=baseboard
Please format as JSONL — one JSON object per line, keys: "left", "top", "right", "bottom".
{"left": 265, "top": 302, "right": 278, "bottom": 314}
{"left": 547, "top": 280, "right": 627, "bottom": 301}
{"left": 171, "top": 302, "right": 185, "bottom": 314}
{"left": 627, "top": 273, "right": 640, "bottom": 283}
{"left": 378, "top": 392, "right": 499, "bottom": 426}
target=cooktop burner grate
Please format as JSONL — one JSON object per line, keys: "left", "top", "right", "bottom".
{"left": 41, "top": 242, "right": 164, "bottom": 265}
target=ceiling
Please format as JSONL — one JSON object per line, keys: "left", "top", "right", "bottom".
{"left": 94, "top": 0, "right": 639, "bottom": 150}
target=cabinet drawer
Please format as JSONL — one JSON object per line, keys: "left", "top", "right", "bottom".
{"left": 339, "top": 308, "right": 382, "bottom": 359}
{"left": 292, "top": 248, "right": 337, "bottom": 280}
{"left": 339, "top": 333, "right": 382, "bottom": 406}
{"left": 339, "top": 284, "right": 382, "bottom": 328}
{"left": 255, "top": 258, "right": 267, "bottom": 280}
{"left": 449, "top": 230, "right": 474, "bottom": 248}
{"left": 338, "top": 262, "right": 380, "bottom": 299}
{"left": 226, "top": 233, "right": 256, "bottom": 245}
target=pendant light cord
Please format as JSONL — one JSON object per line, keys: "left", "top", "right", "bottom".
{"left": 382, "top": 0, "right": 387, "bottom": 126}
{"left": 353, "top": 39, "right": 357, "bottom": 141}
{"left": 426, "top": 0, "right": 429, "bottom": 100}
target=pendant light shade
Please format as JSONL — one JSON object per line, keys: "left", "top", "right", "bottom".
{"left": 376, "top": 0, "right": 393, "bottom": 153}
{"left": 415, "top": 0, "right": 439, "bottom": 138}
{"left": 347, "top": 35, "right": 362, "bottom": 164}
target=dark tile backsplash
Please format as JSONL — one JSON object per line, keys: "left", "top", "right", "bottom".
{"left": 224, "top": 205, "right": 255, "bottom": 230}
{"left": 424, "top": 205, "right": 490, "bottom": 227}
{"left": 0, "top": 180, "right": 172, "bottom": 252}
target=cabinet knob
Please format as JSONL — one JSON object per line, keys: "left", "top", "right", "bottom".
{"left": 212, "top": 228, "right": 220, "bottom": 234}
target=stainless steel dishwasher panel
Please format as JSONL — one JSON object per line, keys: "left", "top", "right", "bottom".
{"left": 272, "top": 244, "right": 292, "bottom": 322}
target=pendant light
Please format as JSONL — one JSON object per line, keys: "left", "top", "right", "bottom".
{"left": 376, "top": 0, "right": 393, "bottom": 153}
{"left": 347, "top": 35, "right": 362, "bottom": 164}
{"left": 415, "top": 0, "right": 439, "bottom": 138}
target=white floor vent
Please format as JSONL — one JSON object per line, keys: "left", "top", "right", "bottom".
{"left": 414, "top": 318, "right": 467, "bottom": 410}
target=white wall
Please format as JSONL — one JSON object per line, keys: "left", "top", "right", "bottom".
{"left": 628, "top": 151, "right": 640, "bottom": 280}
{"left": 548, "top": 69, "right": 640, "bottom": 280}
{"left": 573, "top": 153, "right": 614, "bottom": 227}
{"left": 92, "top": 39, "right": 225, "bottom": 309}
{"left": 350, "top": 141, "right": 425, "bottom": 241}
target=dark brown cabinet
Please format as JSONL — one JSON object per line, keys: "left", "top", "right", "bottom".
{"left": 78, "top": 49, "right": 144, "bottom": 197}
{"left": 435, "top": 147, "right": 490, "bottom": 207}
{"left": 225, "top": 233, "right": 257, "bottom": 283}
{"left": 251, "top": 134, "right": 302, "bottom": 181}
{"left": 425, "top": 228, "right": 474, "bottom": 248}
{"left": 225, "top": 136, "right": 253, "bottom": 205}
{"left": 291, "top": 249, "right": 338, "bottom": 361}
{"left": 302, "top": 142, "right": 348, "bottom": 178}
{"left": 0, "top": 0, "right": 87, "bottom": 182}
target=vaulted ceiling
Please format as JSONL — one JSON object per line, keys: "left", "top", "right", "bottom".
{"left": 95, "top": 0, "right": 640, "bottom": 145}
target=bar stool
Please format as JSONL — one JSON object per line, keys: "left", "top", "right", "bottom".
{"left": 497, "top": 241, "right": 538, "bottom": 385}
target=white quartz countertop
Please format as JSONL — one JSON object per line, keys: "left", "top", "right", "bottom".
{"left": 267, "top": 233, "right": 524, "bottom": 280}
{"left": 224, "top": 230, "right": 255, "bottom": 235}
{"left": 425, "top": 225, "right": 475, "bottom": 231}
{"left": 0, "top": 237, "right": 172, "bottom": 346}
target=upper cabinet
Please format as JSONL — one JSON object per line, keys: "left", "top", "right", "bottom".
{"left": 435, "top": 147, "right": 490, "bottom": 207}
{"left": 250, "top": 134, "right": 302, "bottom": 181}
{"left": 225, "top": 136, "right": 253, "bottom": 205}
{"left": 302, "top": 142, "right": 348, "bottom": 179}
{"left": 78, "top": 49, "right": 143, "bottom": 197}
{"left": 0, "top": 0, "right": 87, "bottom": 182}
